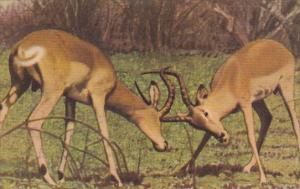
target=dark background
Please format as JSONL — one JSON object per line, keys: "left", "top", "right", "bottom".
{"left": 0, "top": 0, "right": 300, "bottom": 56}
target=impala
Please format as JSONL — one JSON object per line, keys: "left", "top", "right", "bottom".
{"left": 141, "top": 40, "right": 300, "bottom": 184}
{"left": 0, "top": 29, "right": 177, "bottom": 186}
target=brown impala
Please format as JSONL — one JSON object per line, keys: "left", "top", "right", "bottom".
{"left": 0, "top": 30, "right": 178, "bottom": 186}
{"left": 140, "top": 40, "right": 300, "bottom": 184}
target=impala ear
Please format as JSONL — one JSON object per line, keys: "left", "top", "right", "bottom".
{"left": 196, "top": 84, "right": 208, "bottom": 105}
{"left": 149, "top": 80, "right": 160, "bottom": 108}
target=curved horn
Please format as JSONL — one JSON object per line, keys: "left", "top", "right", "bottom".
{"left": 142, "top": 69, "right": 194, "bottom": 111}
{"left": 135, "top": 81, "right": 151, "bottom": 105}
{"left": 160, "top": 115, "right": 189, "bottom": 122}
{"left": 158, "top": 68, "right": 176, "bottom": 117}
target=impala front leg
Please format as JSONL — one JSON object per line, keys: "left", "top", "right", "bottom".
{"left": 243, "top": 100, "right": 272, "bottom": 172}
{"left": 58, "top": 98, "right": 76, "bottom": 181}
{"left": 90, "top": 92, "right": 122, "bottom": 187}
{"left": 241, "top": 104, "right": 267, "bottom": 184}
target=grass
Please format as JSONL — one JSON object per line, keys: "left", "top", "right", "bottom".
{"left": 0, "top": 51, "right": 299, "bottom": 188}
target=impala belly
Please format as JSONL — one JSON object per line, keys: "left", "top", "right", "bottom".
{"left": 65, "top": 61, "right": 91, "bottom": 104}
{"left": 250, "top": 71, "right": 281, "bottom": 101}
{"left": 65, "top": 86, "right": 91, "bottom": 104}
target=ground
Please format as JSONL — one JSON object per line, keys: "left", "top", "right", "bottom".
{"left": 0, "top": 52, "right": 299, "bottom": 188}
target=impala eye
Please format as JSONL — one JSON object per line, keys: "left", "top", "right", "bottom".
{"left": 204, "top": 112, "right": 208, "bottom": 117}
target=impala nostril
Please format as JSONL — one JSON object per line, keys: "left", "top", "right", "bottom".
{"left": 153, "top": 141, "right": 170, "bottom": 152}
{"left": 164, "top": 140, "right": 172, "bottom": 152}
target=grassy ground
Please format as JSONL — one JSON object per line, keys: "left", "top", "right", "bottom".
{"left": 0, "top": 52, "right": 299, "bottom": 189}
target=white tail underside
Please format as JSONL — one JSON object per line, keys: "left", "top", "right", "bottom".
{"left": 14, "top": 46, "right": 45, "bottom": 67}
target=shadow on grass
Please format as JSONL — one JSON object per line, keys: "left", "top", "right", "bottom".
{"left": 86, "top": 171, "right": 144, "bottom": 187}
{"left": 177, "top": 163, "right": 284, "bottom": 178}
{"left": 289, "top": 171, "right": 300, "bottom": 180}
{"left": 195, "top": 164, "right": 243, "bottom": 177}
{"left": 0, "top": 171, "right": 144, "bottom": 187}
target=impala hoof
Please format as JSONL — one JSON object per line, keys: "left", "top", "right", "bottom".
{"left": 57, "top": 171, "right": 64, "bottom": 181}
{"left": 39, "top": 164, "right": 47, "bottom": 176}
{"left": 260, "top": 177, "right": 267, "bottom": 184}
{"left": 242, "top": 165, "right": 253, "bottom": 173}
{"left": 39, "top": 164, "right": 57, "bottom": 185}
{"left": 243, "top": 168, "right": 251, "bottom": 173}
{"left": 42, "top": 173, "right": 57, "bottom": 186}
{"left": 117, "top": 182, "right": 123, "bottom": 187}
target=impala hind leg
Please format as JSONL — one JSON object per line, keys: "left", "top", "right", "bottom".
{"left": 279, "top": 78, "right": 300, "bottom": 152}
{"left": 90, "top": 91, "right": 122, "bottom": 187}
{"left": 243, "top": 100, "right": 272, "bottom": 173}
{"left": 241, "top": 104, "right": 267, "bottom": 184}
{"left": 58, "top": 98, "right": 76, "bottom": 181}
{"left": 27, "top": 89, "right": 62, "bottom": 185}
{"left": 0, "top": 82, "right": 30, "bottom": 129}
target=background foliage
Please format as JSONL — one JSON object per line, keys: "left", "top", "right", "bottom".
{"left": 1, "top": 0, "right": 300, "bottom": 55}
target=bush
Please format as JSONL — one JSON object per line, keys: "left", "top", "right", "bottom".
{"left": 0, "top": 0, "right": 300, "bottom": 56}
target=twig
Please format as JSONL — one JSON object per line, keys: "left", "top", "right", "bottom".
{"left": 0, "top": 116, "right": 130, "bottom": 180}
{"left": 136, "top": 145, "right": 142, "bottom": 175}
{"left": 183, "top": 126, "right": 197, "bottom": 189}
{"left": 271, "top": 98, "right": 300, "bottom": 111}
{"left": 24, "top": 145, "right": 32, "bottom": 188}
{"left": 112, "top": 141, "right": 129, "bottom": 174}
{"left": 80, "top": 128, "right": 90, "bottom": 170}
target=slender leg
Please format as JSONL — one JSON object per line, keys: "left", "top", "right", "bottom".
{"left": 27, "top": 89, "right": 62, "bottom": 185}
{"left": 279, "top": 78, "right": 300, "bottom": 152}
{"left": 178, "top": 132, "right": 211, "bottom": 174}
{"left": 57, "top": 98, "right": 76, "bottom": 181}
{"left": 241, "top": 104, "right": 267, "bottom": 184}
{"left": 0, "top": 57, "right": 31, "bottom": 129}
{"left": 90, "top": 92, "right": 122, "bottom": 187}
{"left": 243, "top": 100, "right": 272, "bottom": 172}
{"left": 0, "top": 82, "right": 30, "bottom": 129}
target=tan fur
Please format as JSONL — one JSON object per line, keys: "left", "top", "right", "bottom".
{"left": 191, "top": 39, "right": 300, "bottom": 184}
{"left": 211, "top": 40, "right": 294, "bottom": 100}
{"left": 0, "top": 29, "right": 170, "bottom": 186}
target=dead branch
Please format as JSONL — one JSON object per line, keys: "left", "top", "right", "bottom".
{"left": 213, "top": 4, "right": 234, "bottom": 32}
{"left": 0, "top": 116, "right": 132, "bottom": 179}
{"left": 261, "top": 0, "right": 300, "bottom": 38}
{"left": 210, "top": 2, "right": 249, "bottom": 45}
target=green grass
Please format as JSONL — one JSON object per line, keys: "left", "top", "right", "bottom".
{"left": 0, "top": 52, "right": 299, "bottom": 188}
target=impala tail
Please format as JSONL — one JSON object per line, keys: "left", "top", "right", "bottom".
{"left": 14, "top": 46, "right": 45, "bottom": 67}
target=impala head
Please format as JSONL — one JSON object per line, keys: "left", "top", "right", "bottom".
{"left": 189, "top": 85, "right": 229, "bottom": 144}
{"left": 140, "top": 69, "right": 229, "bottom": 144}
{"left": 135, "top": 68, "right": 176, "bottom": 152}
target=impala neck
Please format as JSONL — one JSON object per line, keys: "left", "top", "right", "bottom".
{"left": 205, "top": 88, "right": 238, "bottom": 120}
{"left": 106, "top": 80, "right": 152, "bottom": 120}
{"left": 106, "top": 80, "right": 165, "bottom": 149}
